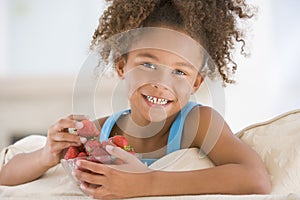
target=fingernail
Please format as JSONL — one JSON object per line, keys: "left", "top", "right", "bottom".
{"left": 79, "top": 137, "right": 87, "bottom": 144}
{"left": 106, "top": 145, "right": 114, "bottom": 152}
{"left": 80, "top": 184, "right": 85, "bottom": 190}
{"left": 68, "top": 127, "right": 77, "bottom": 134}
{"left": 76, "top": 160, "right": 81, "bottom": 166}
{"left": 75, "top": 121, "right": 83, "bottom": 129}
{"left": 74, "top": 114, "right": 90, "bottom": 120}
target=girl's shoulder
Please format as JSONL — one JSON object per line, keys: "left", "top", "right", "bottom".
{"left": 96, "top": 116, "right": 110, "bottom": 129}
{"left": 182, "top": 105, "right": 227, "bottom": 149}
{"left": 185, "top": 105, "right": 218, "bottom": 121}
{"left": 188, "top": 105, "right": 224, "bottom": 123}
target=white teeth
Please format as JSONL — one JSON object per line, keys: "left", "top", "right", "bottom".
{"left": 146, "top": 95, "right": 168, "bottom": 105}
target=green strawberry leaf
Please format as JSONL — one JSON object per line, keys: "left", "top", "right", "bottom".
{"left": 123, "top": 145, "right": 134, "bottom": 152}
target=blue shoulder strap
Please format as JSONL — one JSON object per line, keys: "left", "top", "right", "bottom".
{"left": 100, "top": 109, "right": 130, "bottom": 142}
{"left": 167, "top": 101, "right": 200, "bottom": 154}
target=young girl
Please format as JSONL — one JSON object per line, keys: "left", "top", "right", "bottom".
{"left": 0, "top": 0, "right": 271, "bottom": 198}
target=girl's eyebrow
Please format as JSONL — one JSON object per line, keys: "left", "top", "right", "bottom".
{"left": 135, "top": 52, "right": 159, "bottom": 61}
{"left": 173, "top": 61, "right": 195, "bottom": 69}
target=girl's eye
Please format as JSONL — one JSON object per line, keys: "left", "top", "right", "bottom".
{"left": 173, "top": 69, "right": 187, "bottom": 76}
{"left": 141, "top": 63, "right": 156, "bottom": 69}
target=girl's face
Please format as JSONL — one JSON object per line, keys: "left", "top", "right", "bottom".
{"left": 116, "top": 28, "right": 204, "bottom": 125}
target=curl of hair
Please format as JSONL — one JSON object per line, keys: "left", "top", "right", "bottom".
{"left": 90, "top": 0, "right": 255, "bottom": 85}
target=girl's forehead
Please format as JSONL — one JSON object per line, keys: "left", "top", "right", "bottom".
{"left": 122, "top": 27, "right": 207, "bottom": 70}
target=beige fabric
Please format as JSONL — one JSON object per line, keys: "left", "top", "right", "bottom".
{"left": 0, "top": 135, "right": 84, "bottom": 197}
{"left": 0, "top": 109, "right": 300, "bottom": 199}
{"left": 0, "top": 164, "right": 83, "bottom": 197}
{"left": 149, "top": 148, "right": 214, "bottom": 171}
{"left": 237, "top": 109, "right": 300, "bottom": 194}
{"left": 0, "top": 135, "right": 46, "bottom": 169}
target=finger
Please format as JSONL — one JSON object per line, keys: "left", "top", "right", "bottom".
{"left": 81, "top": 182, "right": 114, "bottom": 200}
{"left": 49, "top": 117, "right": 84, "bottom": 141}
{"left": 79, "top": 182, "right": 105, "bottom": 199}
{"left": 51, "top": 141, "right": 81, "bottom": 154}
{"left": 55, "top": 118, "right": 84, "bottom": 132}
{"left": 74, "top": 169, "right": 107, "bottom": 186}
{"left": 76, "top": 160, "right": 108, "bottom": 175}
{"left": 51, "top": 131, "right": 82, "bottom": 144}
{"left": 67, "top": 114, "right": 90, "bottom": 121}
{"left": 105, "top": 145, "right": 138, "bottom": 164}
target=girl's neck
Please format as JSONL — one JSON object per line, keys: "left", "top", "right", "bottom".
{"left": 116, "top": 112, "right": 177, "bottom": 140}
{"left": 114, "top": 113, "right": 177, "bottom": 156}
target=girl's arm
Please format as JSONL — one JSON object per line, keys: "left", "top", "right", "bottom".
{"left": 0, "top": 115, "right": 85, "bottom": 186}
{"left": 148, "top": 107, "right": 271, "bottom": 195}
{"left": 148, "top": 111, "right": 271, "bottom": 195}
{"left": 0, "top": 148, "right": 53, "bottom": 186}
{"left": 74, "top": 107, "right": 271, "bottom": 199}
{"left": 152, "top": 106, "right": 271, "bottom": 195}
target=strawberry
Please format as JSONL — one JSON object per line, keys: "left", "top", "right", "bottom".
{"left": 77, "top": 152, "right": 87, "bottom": 158}
{"left": 84, "top": 139, "right": 110, "bottom": 163}
{"left": 64, "top": 146, "right": 79, "bottom": 160}
{"left": 77, "top": 119, "right": 100, "bottom": 138}
{"left": 110, "top": 135, "right": 134, "bottom": 153}
{"left": 85, "top": 140, "right": 101, "bottom": 155}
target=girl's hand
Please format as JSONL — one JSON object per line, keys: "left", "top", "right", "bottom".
{"left": 41, "top": 114, "right": 88, "bottom": 167}
{"left": 74, "top": 145, "right": 152, "bottom": 199}
{"left": 105, "top": 145, "right": 150, "bottom": 173}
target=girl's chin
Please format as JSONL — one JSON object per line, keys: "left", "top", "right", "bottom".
{"left": 145, "top": 111, "right": 169, "bottom": 123}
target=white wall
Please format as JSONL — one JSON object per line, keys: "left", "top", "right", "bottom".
{"left": 1, "top": 0, "right": 106, "bottom": 76}
{"left": 225, "top": 0, "right": 300, "bottom": 132}
{"left": 0, "top": 0, "right": 107, "bottom": 149}
{"left": 0, "top": 0, "right": 8, "bottom": 75}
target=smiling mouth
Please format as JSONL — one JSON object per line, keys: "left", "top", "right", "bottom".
{"left": 143, "top": 94, "right": 172, "bottom": 105}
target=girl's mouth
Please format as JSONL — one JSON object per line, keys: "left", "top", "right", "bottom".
{"left": 142, "top": 94, "right": 172, "bottom": 106}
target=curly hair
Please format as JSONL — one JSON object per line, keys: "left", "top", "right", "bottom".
{"left": 90, "top": 0, "right": 254, "bottom": 85}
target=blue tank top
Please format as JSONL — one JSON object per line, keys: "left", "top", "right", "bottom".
{"left": 100, "top": 101, "right": 201, "bottom": 165}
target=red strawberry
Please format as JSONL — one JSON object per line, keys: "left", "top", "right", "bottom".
{"left": 110, "top": 135, "right": 134, "bottom": 153}
{"left": 85, "top": 140, "right": 101, "bottom": 155}
{"left": 77, "top": 152, "right": 87, "bottom": 158}
{"left": 64, "top": 146, "right": 79, "bottom": 160}
{"left": 77, "top": 119, "right": 100, "bottom": 138}
{"left": 85, "top": 140, "right": 110, "bottom": 163}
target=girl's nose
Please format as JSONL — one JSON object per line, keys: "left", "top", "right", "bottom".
{"left": 151, "top": 83, "right": 168, "bottom": 90}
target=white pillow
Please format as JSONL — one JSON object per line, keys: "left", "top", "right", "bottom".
{"left": 237, "top": 109, "right": 300, "bottom": 194}
{"left": 149, "top": 148, "right": 214, "bottom": 171}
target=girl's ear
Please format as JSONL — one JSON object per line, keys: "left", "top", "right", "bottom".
{"left": 115, "top": 56, "right": 126, "bottom": 78}
{"left": 192, "top": 74, "right": 205, "bottom": 94}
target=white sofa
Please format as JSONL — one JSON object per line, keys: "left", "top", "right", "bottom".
{"left": 0, "top": 109, "right": 300, "bottom": 200}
